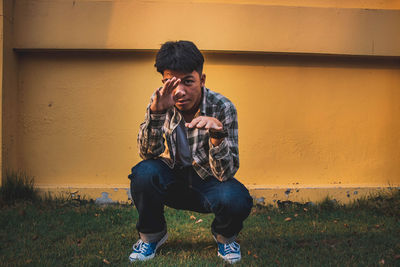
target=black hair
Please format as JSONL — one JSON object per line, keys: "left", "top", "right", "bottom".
{"left": 155, "top": 40, "right": 204, "bottom": 75}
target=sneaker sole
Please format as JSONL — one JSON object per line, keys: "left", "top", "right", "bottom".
{"left": 217, "top": 252, "right": 241, "bottom": 264}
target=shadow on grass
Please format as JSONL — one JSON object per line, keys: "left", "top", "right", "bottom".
{"left": 162, "top": 239, "right": 214, "bottom": 250}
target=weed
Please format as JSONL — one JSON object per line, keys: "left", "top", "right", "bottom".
{"left": 0, "top": 171, "right": 39, "bottom": 204}
{"left": 318, "top": 196, "right": 340, "bottom": 211}
{"left": 348, "top": 188, "right": 400, "bottom": 217}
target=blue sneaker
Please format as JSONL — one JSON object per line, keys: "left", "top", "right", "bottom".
{"left": 129, "top": 233, "right": 168, "bottom": 262}
{"left": 214, "top": 236, "right": 241, "bottom": 264}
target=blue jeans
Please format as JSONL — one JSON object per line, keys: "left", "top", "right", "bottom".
{"left": 128, "top": 159, "right": 253, "bottom": 240}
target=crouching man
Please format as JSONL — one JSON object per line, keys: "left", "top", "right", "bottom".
{"left": 128, "top": 40, "right": 253, "bottom": 264}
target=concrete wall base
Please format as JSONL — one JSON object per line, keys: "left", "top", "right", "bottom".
{"left": 36, "top": 185, "right": 399, "bottom": 206}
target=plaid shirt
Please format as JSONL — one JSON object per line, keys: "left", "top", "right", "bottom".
{"left": 137, "top": 87, "right": 239, "bottom": 181}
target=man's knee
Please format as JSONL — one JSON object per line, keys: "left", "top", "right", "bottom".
{"left": 129, "top": 159, "right": 172, "bottom": 192}
{"left": 214, "top": 182, "right": 253, "bottom": 217}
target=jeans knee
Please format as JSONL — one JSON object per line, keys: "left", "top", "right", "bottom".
{"left": 215, "top": 191, "right": 253, "bottom": 218}
{"left": 129, "top": 159, "right": 173, "bottom": 193}
{"left": 235, "top": 195, "right": 253, "bottom": 217}
{"left": 129, "top": 160, "right": 159, "bottom": 189}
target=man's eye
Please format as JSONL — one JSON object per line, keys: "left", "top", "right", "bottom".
{"left": 183, "top": 80, "right": 194, "bottom": 85}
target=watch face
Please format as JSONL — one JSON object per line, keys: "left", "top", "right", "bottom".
{"left": 209, "top": 129, "right": 228, "bottom": 139}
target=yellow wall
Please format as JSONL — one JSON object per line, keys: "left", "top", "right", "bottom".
{"left": 206, "top": 54, "right": 400, "bottom": 188}
{"left": 17, "top": 52, "right": 400, "bottom": 187}
{"left": 2, "top": 0, "right": 20, "bottom": 179}
{"left": 2, "top": 0, "right": 400, "bottom": 203}
{"left": 0, "top": 0, "right": 3, "bottom": 185}
{"left": 13, "top": 1, "right": 400, "bottom": 56}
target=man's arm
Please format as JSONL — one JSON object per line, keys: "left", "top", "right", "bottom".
{"left": 186, "top": 103, "right": 239, "bottom": 181}
{"left": 137, "top": 100, "right": 167, "bottom": 160}
{"left": 208, "top": 103, "right": 239, "bottom": 181}
{"left": 138, "top": 78, "right": 182, "bottom": 159}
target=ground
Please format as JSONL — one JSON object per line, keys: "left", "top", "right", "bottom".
{"left": 0, "top": 191, "right": 399, "bottom": 266}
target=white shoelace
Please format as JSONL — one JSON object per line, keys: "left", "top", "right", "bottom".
{"left": 134, "top": 240, "right": 151, "bottom": 253}
{"left": 224, "top": 242, "right": 240, "bottom": 253}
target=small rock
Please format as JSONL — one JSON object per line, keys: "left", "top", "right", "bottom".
{"left": 95, "top": 192, "right": 116, "bottom": 205}
{"left": 254, "top": 197, "right": 265, "bottom": 205}
{"left": 284, "top": 189, "right": 291, "bottom": 196}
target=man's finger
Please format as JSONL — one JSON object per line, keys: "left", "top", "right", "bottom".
{"left": 190, "top": 119, "right": 202, "bottom": 128}
{"left": 213, "top": 125, "right": 223, "bottom": 131}
{"left": 155, "top": 88, "right": 161, "bottom": 99}
{"left": 196, "top": 119, "right": 207, "bottom": 128}
{"left": 165, "top": 77, "right": 179, "bottom": 95}
{"left": 172, "top": 78, "right": 181, "bottom": 89}
{"left": 160, "top": 79, "right": 172, "bottom": 95}
{"left": 186, "top": 117, "right": 198, "bottom": 128}
{"left": 167, "top": 78, "right": 180, "bottom": 95}
{"left": 207, "top": 121, "right": 223, "bottom": 131}
{"left": 163, "top": 78, "right": 174, "bottom": 94}
{"left": 204, "top": 121, "right": 214, "bottom": 129}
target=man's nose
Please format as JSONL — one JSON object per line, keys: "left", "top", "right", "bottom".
{"left": 175, "top": 83, "right": 186, "bottom": 96}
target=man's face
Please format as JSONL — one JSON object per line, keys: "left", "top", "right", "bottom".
{"left": 162, "top": 69, "right": 205, "bottom": 113}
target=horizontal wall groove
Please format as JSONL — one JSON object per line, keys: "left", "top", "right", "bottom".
{"left": 14, "top": 49, "right": 400, "bottom": 68}
{"left": 14, "top": 48, "right": 400, "bottom": 58}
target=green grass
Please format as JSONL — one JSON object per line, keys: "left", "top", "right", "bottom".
{"left": 0, "top": 190, "right": 399, "bottom": 266}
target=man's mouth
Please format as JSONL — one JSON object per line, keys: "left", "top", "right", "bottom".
{"left": 176, "top": 99, "right": 190, "bottom": 105}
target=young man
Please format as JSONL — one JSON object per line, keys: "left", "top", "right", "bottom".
{"left": 128, "top": 40, "right": 253, "bottom": 264}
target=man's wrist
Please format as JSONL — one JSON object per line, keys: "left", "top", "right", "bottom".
{"left": 150, "top": 107, "right": 167, "bottom": 114}
{"left": 149, "top": 109, "right": 167, "bottom": 128}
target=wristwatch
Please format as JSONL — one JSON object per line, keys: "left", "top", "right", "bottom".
{"left": 209, "top": 129, "right": 228, "bottom": 139}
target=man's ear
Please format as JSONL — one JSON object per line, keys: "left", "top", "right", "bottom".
{"left": 200, "top": 73, "right": 206, "bottom": 87}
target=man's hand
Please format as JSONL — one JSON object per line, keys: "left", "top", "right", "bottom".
{"left": 150, "top": 77, "right": 182, "bottom": 113}
{"left": 186, "top": 116, "right": 225, "bottom": 146}
{"left": 185, "top": 116, "right": 223, "bottom": 131}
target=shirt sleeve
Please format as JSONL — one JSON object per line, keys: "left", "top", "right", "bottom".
{"left": 208, "top": 103, "right": 239, "bottom": 181}
{"left": 137, "top": 93, "right": 167, "bottom": 159}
